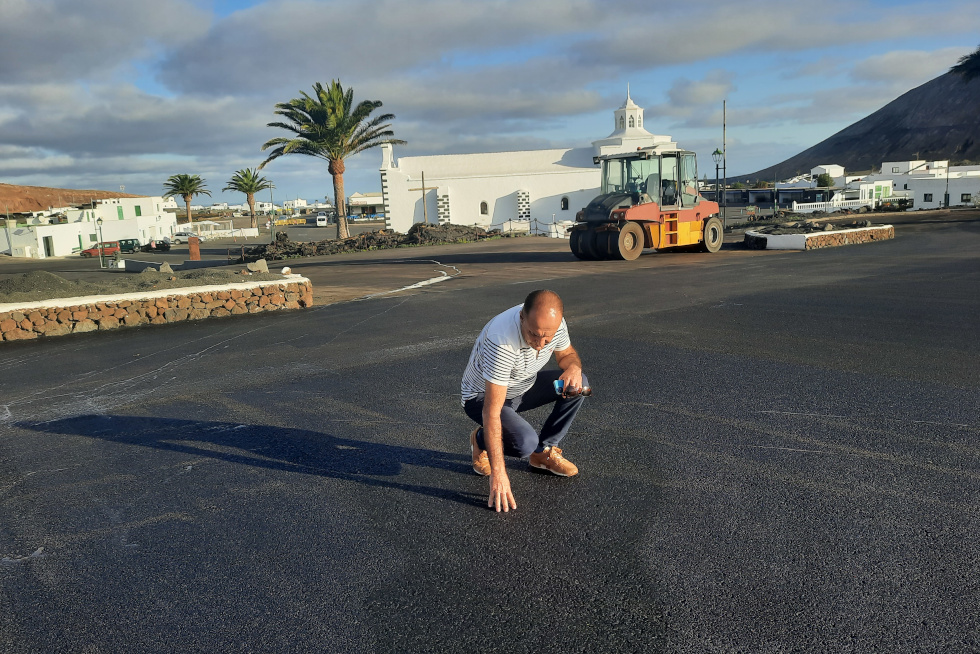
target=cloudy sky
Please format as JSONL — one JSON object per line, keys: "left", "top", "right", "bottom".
{"left": 1, "top": 0, "right": 977, "bottom": 204}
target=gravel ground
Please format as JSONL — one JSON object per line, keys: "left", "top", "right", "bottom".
{"left": 0, "top": 269, "right": 287, "bottom": 304}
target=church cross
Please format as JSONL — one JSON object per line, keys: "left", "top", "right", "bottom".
{"left": 408, "top": 171, "right": 438, "bottom": 222}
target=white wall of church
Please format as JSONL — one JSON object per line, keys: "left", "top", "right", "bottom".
{"left": 384, "top": 169, "right": 600, "bottom": 232}
{"left": 380, "top": 92, "right": 674, "bottom": 234}
{"left": 381, "top": 145, "right": 605, "bottom": 233}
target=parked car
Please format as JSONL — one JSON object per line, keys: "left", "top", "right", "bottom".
{"left": 316, "top": 214, "right": 328, "bottom": 227}
{"left": 79, "top": 241, "right": 120, "bottom": 257}
{"left": 141, "top": 238, "right": 171, "bottom": 252}
{"left": 118, "top": 238, "right": 142, "bottom": 254}
{"left": 172, "top": 232, "right": 207, "bottom": 244}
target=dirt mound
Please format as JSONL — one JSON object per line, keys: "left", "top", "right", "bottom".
{"left": 0, "top": 183, "right": 141, "bottom": 214}
{"left": 0, "top": 268, "right": 285, "bottom": 304}
{"left": 243, "top": 224, "right": 491, "bottom": 261}
{"left": 0, "top": 271, "right": 111, "bottom": 303}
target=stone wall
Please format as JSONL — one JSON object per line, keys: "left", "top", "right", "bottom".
{"left": 0, "top": 278, "right": 312, "bottom": 342}
{"left": 744, "top": 225, "right": 894, "bottom": 251}
{"left": 804, "top": 225, "right": 894, "bottom": 249}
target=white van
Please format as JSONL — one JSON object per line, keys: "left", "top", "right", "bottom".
{"left": 316, "top": 212, "right": 327, "bottom": 227}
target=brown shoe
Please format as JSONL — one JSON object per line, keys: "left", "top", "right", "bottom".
{"left": 470, "top": 428, "right": 491, "bottom": 476}
{"left": 529, "top": 446, "right": 578, "bottom": 477}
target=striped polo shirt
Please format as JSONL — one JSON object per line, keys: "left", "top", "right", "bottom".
{"left": 461, "top": 304, "right": 571, "bottom": 404}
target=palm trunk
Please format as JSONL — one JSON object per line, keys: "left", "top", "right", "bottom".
{"left": 329, "top": 159, "right": 349, "bottom": 239}
{"left": 247, "top": 193, "right": 257, "bottom": 229}
{"left": 183, "top": 195, "right": 192, "bottom": 224}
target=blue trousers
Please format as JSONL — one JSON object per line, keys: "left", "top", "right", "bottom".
{"left": 463, "top": 370, "right": 589, "bottom": 458}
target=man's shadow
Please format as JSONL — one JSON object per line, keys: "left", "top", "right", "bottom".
{"left": 21, "top": 415, "right": 484, "bottom": 507}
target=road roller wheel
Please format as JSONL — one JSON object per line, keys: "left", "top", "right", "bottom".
{"left": 702, "top": 216, "right": 723, "bottom": 253}
{"left": 613, "top": 222, "right": 644, "bottom": 261}
{"left": 580, "top": 227, "right": 602, "bottom": 260}
{"left": 570, "top": 228, "right": 593, "bottom": 260}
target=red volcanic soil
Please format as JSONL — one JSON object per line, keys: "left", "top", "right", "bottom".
{"left": 0, "top": 183, "right": 142, "bottom": 214}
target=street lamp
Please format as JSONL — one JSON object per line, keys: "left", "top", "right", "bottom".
{"left": 711, "top": 149, "right": 723, "bottom": 211}
{"left": 96, "top": 216, "right": 105, "bottom": 268}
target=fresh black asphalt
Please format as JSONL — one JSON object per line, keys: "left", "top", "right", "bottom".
{"left": 1, "top": 216, "right": 978, "bottom": 652}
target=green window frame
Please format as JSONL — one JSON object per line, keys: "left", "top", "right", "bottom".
{"left": 117, "top": 206, "right": 124, "bottom": 220}
{"left": 135, "top": 206, "right": 142, "bottom": 217}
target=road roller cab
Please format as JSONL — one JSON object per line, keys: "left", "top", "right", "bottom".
{"left": 570, "top": 147, "right": 722, "bottom": 260}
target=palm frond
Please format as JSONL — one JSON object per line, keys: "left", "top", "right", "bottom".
{"left": 951, "top": 45, "right": 980, "bottom": 82}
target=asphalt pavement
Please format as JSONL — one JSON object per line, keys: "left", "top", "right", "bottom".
{"left": 1, "top": 215, "right": 978, "bottom": 652}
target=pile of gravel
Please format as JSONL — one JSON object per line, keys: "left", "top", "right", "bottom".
{"left": 243, "top": 223, "right": 492, "bottom": 262}
{"left": 0, "top": 268, "right": 286, "bottom": 304}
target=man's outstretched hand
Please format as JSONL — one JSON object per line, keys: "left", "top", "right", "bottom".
{"left": 489, "top": 471, "right": 517, "bottom": 512}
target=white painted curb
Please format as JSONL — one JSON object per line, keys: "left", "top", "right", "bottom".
{"left": 0, "top": 275, "right": 309, "bottom": 313}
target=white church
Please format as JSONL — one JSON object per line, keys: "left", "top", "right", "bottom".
{"left": 379, "top": 92, "right": 678, "bottom": 233}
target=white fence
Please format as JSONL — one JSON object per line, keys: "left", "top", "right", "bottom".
{"left": 791, "top": 198, "right": 875, "bottom": 214}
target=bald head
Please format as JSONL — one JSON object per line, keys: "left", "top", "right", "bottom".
{"left": 520, "top": 290, "right": 563, "bottom": 351}
{"left": 523, "top": 289, "right": 563, "bottom": 321}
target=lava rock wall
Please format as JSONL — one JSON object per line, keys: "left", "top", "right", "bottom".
{"left": 0, "top": 279, "right": 312, "bottom": 342}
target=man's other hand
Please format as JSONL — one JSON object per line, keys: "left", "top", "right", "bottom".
{"left": 558, "top": 366, "right": 583, "bottom": 396}
{"left": 489, "top": 471, "right": 517, "bottom": 512}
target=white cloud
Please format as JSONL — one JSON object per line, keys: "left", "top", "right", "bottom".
{"left": 0, "top": 0, "right": 209, "bottom": 83}
{"left": 158, "top": 0, "right": 605, "bottom": 95}
{"left": 1, "top": 0, "right": 978, "bottom": 201}
{"left": 851, "top": 47, "right": 974, "bottom": 85}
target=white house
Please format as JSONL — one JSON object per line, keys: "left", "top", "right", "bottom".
{"left": 283, "top": 198, "right": 308, "bottom": 211}
{"left": 854, "top": 160, "right": 980, "bottom": 209}
{"left": 1, "top": 196, "right": 178, "bottom": 258}
{"left": 380, "top": 91, "right": 678, "bottom": 233}
{"left": 811, "top": 164, "right": 845, "bottom": 183}
{"left": 347, "top": 192, "right": 385, "bottom": 218}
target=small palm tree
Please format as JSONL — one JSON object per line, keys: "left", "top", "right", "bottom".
{"left": 951, "top": 44, "right": 980, "bottom": 82}
{"left": 259, "top": 80, "right": 404, "bottom": 238}
{"left": 223, "top": 168, "right": 274, "bottom": 229}
{"left": 163, "top": 174, "right": 211, "bottom": 224}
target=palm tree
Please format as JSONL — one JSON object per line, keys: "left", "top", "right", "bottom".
{"left": 223, "top": 168, "right": 274, "bottom": 229}
{"left": 259, "top": 80, "right": 404, "bottom": 238}
{"left": 951, "top": 44, "right": 980, "bottom": 82}
{"left": 163, "top": 174, "right": 211, "bottom": 224}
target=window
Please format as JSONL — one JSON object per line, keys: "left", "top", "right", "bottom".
{"left": 89, "top": 234, "right": 97, "bottom": 243}
{"left": 117, "top": 206, "right": 124, "bottom": 220}
{"left": 134, "top": 205, "right": 142, "bottom": 217}
{"left": 904, "top": 184, "right": 908, "bottom": 190}
{"left": 618, "top": 116, "right": 625, "bottom": 129}
{"left": 560, "top": 197, "right": 569, "bottom": 211}
{"left": 480, "top": 201, "right": 488, "bottom": 215}
{"left": 923, "top": 193, "right": 933, "bottom": 202}
{"left": 962, "top": 193, "right": 972, "bottom": 202}
{"left": 892, "top": 167, "right": 900, "bottom": 173}
{"left": 629, "top": 116, "right": 635, "bottom": 128}
{"left": 637, "top": 118, "right": 642, "bottom": 127}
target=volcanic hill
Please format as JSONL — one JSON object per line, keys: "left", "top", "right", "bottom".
{"left": 745, "top": 70, "right": 980, "bottom": 181}
{"left": 0, "top": 183, "right": 141, "bottom": 214}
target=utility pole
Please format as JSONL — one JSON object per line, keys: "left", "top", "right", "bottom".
{"left": 944, "top": 160, "right": 950, "bottom": 210}
{"left": 722, "top": 100, "right": 727, "bottom": 228}
{"left": 4, "top": 204, "right": 12, "bottom": 256}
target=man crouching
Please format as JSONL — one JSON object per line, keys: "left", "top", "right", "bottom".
{"left": 461, "top": 289, "right": 590, "bottom": 512}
